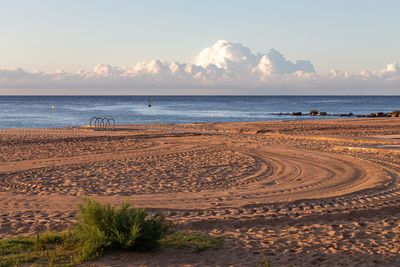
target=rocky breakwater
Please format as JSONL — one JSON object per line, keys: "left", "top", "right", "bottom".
{"left": 274, "top": 110, "right": 400, "bottom": 118}
{"left": 360, "top": 110, "right": 400, "bottom": 118}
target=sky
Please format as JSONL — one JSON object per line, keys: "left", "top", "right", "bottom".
{"left": 0, "top": 0, "right": 399, "bottom": 95}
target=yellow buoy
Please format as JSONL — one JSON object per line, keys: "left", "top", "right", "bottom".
{"left": 51, "top": 106, "right": 55, "bottom": 109}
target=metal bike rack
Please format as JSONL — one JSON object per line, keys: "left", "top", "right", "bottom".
{"left": 89, "top": 117, "right": 115, "bottom": 130}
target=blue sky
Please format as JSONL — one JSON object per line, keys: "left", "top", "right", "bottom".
{"left": 1, "top": 0, "right": 399, "bottom": 73}
{"left": 0, "top": 0, "right": 399, "bottom": 94}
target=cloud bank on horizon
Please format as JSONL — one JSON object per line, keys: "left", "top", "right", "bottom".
{"left": 1, "top": 40, "right": 399, "bottom": 94}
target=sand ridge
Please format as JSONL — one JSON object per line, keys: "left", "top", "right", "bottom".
{"left": 1, "top": 118, "right": 400, "bottom": 266}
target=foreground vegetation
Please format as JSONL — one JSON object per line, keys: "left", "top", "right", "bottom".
{"left": 160, "top": 231, "right": 223, "bottom": 252}
{"left": 0, "top": 198, "right": 223, "bottom": 266}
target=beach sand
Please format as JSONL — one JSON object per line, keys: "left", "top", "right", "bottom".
{"left": 1, "top": 118, "right": 400, "bottom": 266}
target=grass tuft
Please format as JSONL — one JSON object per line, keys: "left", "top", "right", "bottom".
{"left": 0, "top": 232, "right": 77, "bottom": 266}
{"left": 256, "top": 255, "right": 272, "bottom": 267}
{"left": 160, "top": 231, "right": 224, "bottom": 252}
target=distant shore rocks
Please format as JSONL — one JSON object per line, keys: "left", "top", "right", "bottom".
{"left": 390, "top": 111, "right": 400, "bottom": 117}
{"left": 360, "top": 110, "right": 400, "bottom": 118}
{"left": 309, "top": 110, "right": 327, "bottom": 116}
{"left": 273, "top": 110, "right": 400, "bottom": 118}
{"left": 338, "top": 113, "right": 353, "bottom": 117}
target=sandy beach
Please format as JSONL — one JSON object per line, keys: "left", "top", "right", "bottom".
{"left": 1, "top": 118, "right": 400, "bottom": 266}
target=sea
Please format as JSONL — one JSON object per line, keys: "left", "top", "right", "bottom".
{"left": 0, "top": 96, "right": 399, "bottom": 129}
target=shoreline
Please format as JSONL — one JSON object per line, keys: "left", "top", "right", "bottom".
{"left": 1, "top": 118, "right": 400, "bottom": 266}
{"left": 0, "top": 115, "right": 398, "bottom": 131}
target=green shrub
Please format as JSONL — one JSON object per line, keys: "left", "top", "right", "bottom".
{"left": 73, "top": 197, "right": 169, "bottom": 260}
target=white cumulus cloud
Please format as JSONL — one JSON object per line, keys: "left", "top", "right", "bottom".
{"left": 193, "top": 40, "right": 314, "bottom": 77}
{"left": 0, "top": 40, "right": 399, "bottom": 94}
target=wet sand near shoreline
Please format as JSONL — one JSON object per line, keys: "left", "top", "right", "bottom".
{"left": 1, "top": 118, "right": 400, "bottom": 266}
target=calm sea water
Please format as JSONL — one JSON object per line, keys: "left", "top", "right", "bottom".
{"left": 0, "top": 96, "right": 399, "bottom": 129}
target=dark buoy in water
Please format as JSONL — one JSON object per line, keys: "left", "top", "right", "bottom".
{"left": 147, "top": 99, "right": 152, "bottom": 107}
